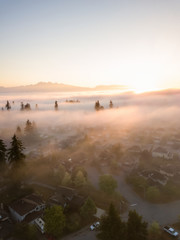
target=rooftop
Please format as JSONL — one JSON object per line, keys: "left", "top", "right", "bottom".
{"left": 9, "top": 194, "right": 44, "bottom": 216}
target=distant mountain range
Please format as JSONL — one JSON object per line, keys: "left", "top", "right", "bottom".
{"left": 0, "top": 82, "right": 128, "bottom": 92}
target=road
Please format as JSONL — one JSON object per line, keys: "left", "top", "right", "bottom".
{"left": 62, "top": 226, "right": 97, "bottom": 240}
{"left": 63, "top": 165, "right": 180, "bottom": 240}
{"left": 87, "top": 166, "right": 180, "bottom": 225}
{"left": 30, "top": 167, "right": 180, "bottom": 240}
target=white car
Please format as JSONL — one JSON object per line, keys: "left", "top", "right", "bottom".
{"left": 90, "top": 221, "right": 100, "bottom": 231}
{"left": 163, "top": 226, "right": 179, "bottom": 237}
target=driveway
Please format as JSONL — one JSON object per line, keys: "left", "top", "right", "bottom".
{"left": 86, "top": 166, "right": 180, "bottom": 226}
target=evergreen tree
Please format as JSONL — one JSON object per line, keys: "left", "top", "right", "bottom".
{"left": 16, "top": 126, "right": 22, "bottom": 136}
{"left": 98, "top": 203, "right": 126, "bottom": 240}
{"left": 127, "top": 210, "right": 148, "bottom": 240}
{"left": 95, "top": 100, "right": 104, "bottom": 111}
{"left": 0, "top": 139, "right": 7, "bottom": 165}
{"left": 20, "top": 102, "right": 24, "bottom": 111}
{"left": 95, "top": 100, "right": 100, "bottom": 111}
{"left": 5, "top": 100, "right": 11, "bottom": 110}
{"left": 54, "top": 101, "right": 58, "bottom": 110}
{"left": 24, "top": 120, "right": 33, "bottom": 135}
{"left": 109, "top": 100, "right": 113, "bottom": 108}
{"left": 8, "top": 135, "right": 25, "bottom": 167}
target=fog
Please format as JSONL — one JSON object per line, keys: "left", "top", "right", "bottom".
{"left": 0, "top": 90, "right": 180, "bottom": 157}
{"left": 1, "top": 90, "right": 180, "bottom": 210}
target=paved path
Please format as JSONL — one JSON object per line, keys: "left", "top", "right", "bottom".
{"left": 87, "top": 166, "right": 180, "bottom": 226}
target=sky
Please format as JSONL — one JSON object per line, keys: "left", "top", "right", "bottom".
{"left": 0, "top": 0, "right": 180, "bottom": 92}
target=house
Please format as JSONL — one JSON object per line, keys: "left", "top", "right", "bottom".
{"left": 139, "top": 170, "right": 168, "bottom": 185}
{"left": 49, "top": 186, "right": 77, "bottom": 208}
{"left": 149, "top": 171, "right": 168, "bottom": 186}
{"left": 159, "top": 166, "right": 175, "bottom": 178}
{"left": 68, "top": 195, "right": 86, "bottom": 211}
{"left": 49, "top": 186, "right": 86, "bottom": 211}
{"left": 128, "top": 145, "right": 141, "bottom": 153}
{"left": 9, "top": 194, "right": 45, "bottom": 222}
{"left": 34, "top": 218, "right": 45, "bottom": 234}
{"left": 152, "top": 147, "right": 173, "bottom": 159}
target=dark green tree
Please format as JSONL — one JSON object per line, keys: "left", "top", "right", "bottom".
{"left": 98, "top": 203, "right": 126, "bottom": 240}
{"left": 44, "top": 205, "right": 66, "bottom": 238}
{"left": 8, "top": 135, "right": 25, "bottom": 167}
{"left": 14, "top": 223, "right": 38, "bottom": 240}
{"left": 0, "top": 139, "right": 7, "bottom": 165}
{"left": 80, "top": 197, "right": 97, "bottom": 222}
{"left": 127, "top": 210, "right": 148, "bottom": 240}
{"left": 99, "top": 174, "right": 117, "bottom": 195}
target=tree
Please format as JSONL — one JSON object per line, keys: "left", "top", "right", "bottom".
{"left": 53, "top": 164, "right": 66, "bottom": 184}
{"left": 0, "top": 139, "right": 7, "bottom": 165}
{"left": 8, "top": 135, "right": 25, "bottom": 167}
{"left": 148, "top": 221, "right": 161, "bottom": 240}
{"left": 146, "top": 186, "right": 160, "bottom": 202}
{"left": 62, "top": 172, "right": 72, "bottom": 186}
{"left": 95, "top": 100, "right": 100, "bottom": 111}
{"left": 99, "top": 174, "right": 117, "bottom": 195}
{"left": 14, "top": 223, "right": 38, "bottom": 240}
{"left": 5, "top": 100, "right": 11, "bottom": 110}
{"left": 80, "top": 197, "right": 97, "bottom": 221}
{"left": 127, "top": 210, "right": 148, "bottom": 240}
{"left": 98, "top": 203, "right": 126, "bottom": 240}
{"left": 24, "top": 103, "right": 31, "bottom": 110}
{"left": 109, "top": 100, "right": 113, "bottom": 108}
{"left": 16, "top": 126, "right": 22, "bottom": 136}
{"left": 55, "top": 100, "right": 58, "bottom": 110}
{"left": 178, "top": 214, "right": 180, "bottom": 227}
{"left": 74, "top": 170, "right": 87, "bottom": 188}
{"left": 24, "top": 120, "right": 33, "bottom": 135}
{"left": 72, "top": 166, "right": 87, "bottom": 181}
{"left": 20, "top": 102, "right": 24, "bottom": 110}
{"left": 44, "top": 205, "right": 66, "bottom": 238}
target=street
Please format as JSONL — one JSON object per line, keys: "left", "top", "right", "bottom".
{"left": 64, "top": 165, "right": 180, "bottom": 240}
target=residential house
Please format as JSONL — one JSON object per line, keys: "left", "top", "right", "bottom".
{"left": 128, "top": 145, "right": 141, "bottom": 153}
{"left": 49, "top": 186, "right": 86, "bottom": 211}
{"left": 9, "top": 194, "right": 45, "bottom": 222}
{"left": 152, "top": 147, "right": 173, "bottom": 159}
{"left": 139, "top": 170, "right": 168, "bottom": 186}
{"left": 34, "top": 218, "right": 45, "bottom": 234}
{"left": 49, "top": 186, "right": 76, "bottom": 208}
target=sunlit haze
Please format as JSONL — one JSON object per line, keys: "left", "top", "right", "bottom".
{"left": 1, "top": 0, "right": 180, "bottom": 92}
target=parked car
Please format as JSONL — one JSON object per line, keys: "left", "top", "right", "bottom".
{"left": 90, "top": 221, "right": 100, "bottom": 231}
{"left": 163, "top": 226, "right": 179, "bottom": 237}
